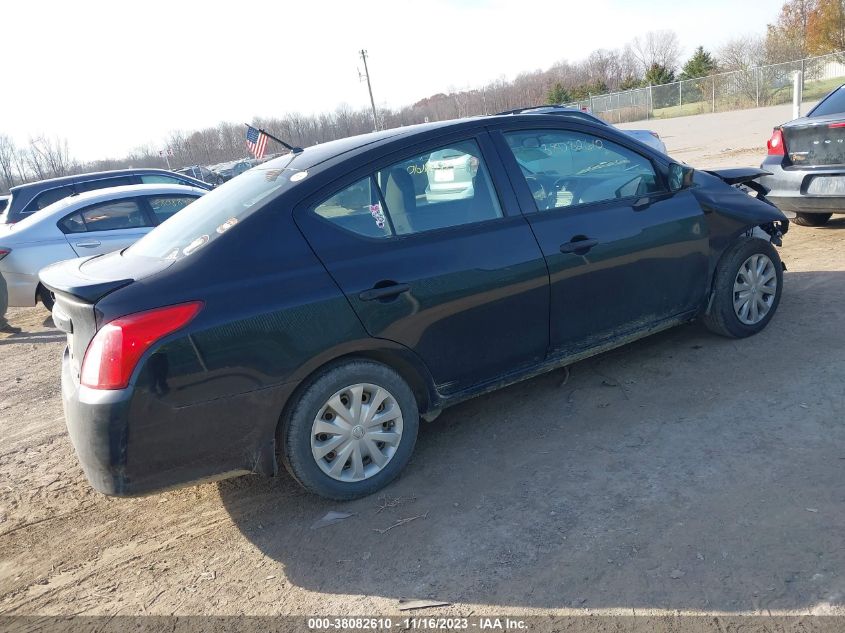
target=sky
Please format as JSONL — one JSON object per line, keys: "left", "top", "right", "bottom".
{"left": 1, "top": 0, "right": 785, "bottom": 162}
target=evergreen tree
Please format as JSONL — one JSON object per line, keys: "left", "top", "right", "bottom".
{"left": 546, "top": 82, "right": 572, "bottom": 104}
{"left": 643, "top": 63, "right": 676, "bottom": 86}
{"left": 680, "top": 46, "right": 718, "bottom": 80}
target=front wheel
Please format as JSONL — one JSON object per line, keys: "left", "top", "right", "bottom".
{"left": 794, "top": 212, "right": 832, "bottom": 227}
{"left": 702, "top": 238, "right": 783, "bottom": 338}
{"left": 280, "top": 360, "right": 419, "bottom": 500}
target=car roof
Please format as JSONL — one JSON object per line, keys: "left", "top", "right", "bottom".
{"left": 7, "top": 168, "right": 205, "bottom": 194}
{"left": 257, "top": 114, "right": 614, "bottom": 178}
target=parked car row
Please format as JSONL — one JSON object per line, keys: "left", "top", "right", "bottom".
{"left": 1, "top": 168, "right": 211, "bottom": 225}
{"left": 0, "top": 184, "right": 205, "bottom": 316}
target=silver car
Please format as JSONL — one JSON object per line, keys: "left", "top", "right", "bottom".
{"left": 0, "top": 184, "right": 205, "bottom": 317}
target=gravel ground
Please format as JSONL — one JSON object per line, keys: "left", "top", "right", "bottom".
{"left": 1, "top": 107, "right": 844, "bottom": 619}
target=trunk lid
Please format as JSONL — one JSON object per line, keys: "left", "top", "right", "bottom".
{"left": 40, "top": 251, "right": 174, "bottom": 383}
{"left": 781, "top": 115, "right": 845, "bottom": 166}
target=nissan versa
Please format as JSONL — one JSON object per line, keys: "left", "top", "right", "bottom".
{"left": 40, "top": 114, "right": 789, "bottom": 500}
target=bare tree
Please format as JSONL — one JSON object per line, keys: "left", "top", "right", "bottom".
{"left": 0, "top": 135, "right": 17, "bottom": 192}
{"left": 718, "top": 35, "right": 766, "bottom": 70}
{"left": 631, "top": 30, "right": 682, "bottom": 75}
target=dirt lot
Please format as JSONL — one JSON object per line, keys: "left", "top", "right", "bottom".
{"left": 2, "top": 109, "right": 845, "bottom": 618}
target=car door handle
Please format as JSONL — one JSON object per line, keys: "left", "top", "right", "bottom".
{"left": 359, "top": 283, "right": 410, "bottom": 301}
{"left": 559, "top": 238, "right": 598, "bottom": 254}
{"left": 75, "top": 240, "right": 101, "bottom": 248}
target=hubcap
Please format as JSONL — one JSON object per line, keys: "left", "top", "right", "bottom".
{"left": 311, "top": 383, "right": 403, "bottom": 482}
{"left": 733, "top": 253, "right": 777, "bottom": 325}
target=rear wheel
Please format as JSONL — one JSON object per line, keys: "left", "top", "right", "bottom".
{"left": 702, "top": 238, "right": 783, "bottom": 338}
{"left": 37, "top": 285, "right": 55, "bottom": 312}
{"left": 280, "top": 360, "right": 419, "bottom": 500}
{"left": 794, "top": 212, "right": 832, "bottom": 227}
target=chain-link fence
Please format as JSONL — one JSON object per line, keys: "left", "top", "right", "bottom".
{"left": 564, "top": 51, "right": 845, "bottom": 124}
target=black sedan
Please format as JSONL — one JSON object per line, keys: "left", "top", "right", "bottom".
{"left": 760, "top": 82, "right": 845, "bottom": 226}
{"left": 41, "top": 114, "right": 788, "bottom": 500}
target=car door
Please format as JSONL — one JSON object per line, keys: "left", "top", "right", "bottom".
{"left": 295, "top": 133, "right": 550, "bottom": 395}
{"left": 492, "top": 124, "right": 709, "bottom": 358}
{"left": 60, "top": 197, "right": 154, "bottom": 256}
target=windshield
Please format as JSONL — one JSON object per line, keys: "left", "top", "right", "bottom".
{"left": 127, "top": 156, "right": 299, "bottom": 260}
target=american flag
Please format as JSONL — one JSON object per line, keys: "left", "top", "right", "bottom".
{"left": 245, "top": 125, "right": 268, "bottom": 159}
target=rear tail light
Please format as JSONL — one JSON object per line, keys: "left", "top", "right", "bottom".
{"left": 0, "top": 248, "right": 10, "bottom": 261}
{"left": 829, "top": 122, "right": 845, "bottom": 128}
{"left": 767, "top": 128, "right": 786, "bottom": 156}
{"left": 80, "top": 301, "right": 202, "bottom": 390}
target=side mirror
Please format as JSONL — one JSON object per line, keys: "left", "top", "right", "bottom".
{"left": 668, "top": 163, "right": 694, "bottom": 192}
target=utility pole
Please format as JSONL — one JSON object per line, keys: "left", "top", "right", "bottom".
{"left": 359, "top": 49, "right": 379, "bottom": 132}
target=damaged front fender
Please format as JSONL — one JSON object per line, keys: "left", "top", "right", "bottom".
{"left": 692, "top": 169, "right": 790, "bottom": 245}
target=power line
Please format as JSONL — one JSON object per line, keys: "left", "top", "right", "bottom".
{"left": 358, "top": 49, "right": 379, "bottom": 132}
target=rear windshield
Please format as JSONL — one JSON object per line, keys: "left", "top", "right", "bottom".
{"left": 126, "top": 156, "right": 300, "bottom": 260}
{"left": 809, "top": 85, "right": 845, "bottom": 117}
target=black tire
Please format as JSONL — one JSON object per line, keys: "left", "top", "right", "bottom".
{"left": 702, "top": 238, "right": 783, "bottom": 338}
{"left": 38, "top": 285, "right": 55, "bottom": 312}
{"left": 279, "top": 360, "right": 419, "bottom": 500}
{"left": 794, "top": 212, "right": 832, "bottom": 227}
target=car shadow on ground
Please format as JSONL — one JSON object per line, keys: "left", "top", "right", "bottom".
{"left": 218, "top": 270, "right": 845, "bottom": 612}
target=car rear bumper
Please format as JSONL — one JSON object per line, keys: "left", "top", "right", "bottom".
{"left": 61, "top": 347, "right": 294, "bottom": 496}
{"left": 758, "top": 159, "right": 845, "bottom": 214}
{"left": 2, "top": 270, "right": 38, "bottom": 307}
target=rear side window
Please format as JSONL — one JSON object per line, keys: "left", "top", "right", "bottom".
{"left": 59, "top": 212, "right": 86, "bottom": 233}
{"left": 314, "top": 177, "right": 392, "bottom": 238}
{"left": 312, "top": 139, "right": 503, "bottom": 238}
{"left": 503, "top": 129, "right": 663, "bottom": 211}
{"left": 27, "top": 185, "right": 75, "bottom": 212}
{"left": 810, "top": 85, "right": 845, "bottom": 117}
{"left": 75, "top": 176, "right": 134, "bottom": 193}
{"left": 77, "top": 199, "right": 150, "bottom": 232}
{"left": 146, "top": 194, "right": 199, "bottom": 223}
{"left": 141, "top": 175, "right": 183, "bottom": 185}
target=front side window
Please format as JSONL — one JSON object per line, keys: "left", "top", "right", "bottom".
{"left": 504, "top": 130, "right": 663, "bottom": 211}
{"left": 312, "top": 139, "right": 503, "bottom": 238}
{"left": 78, "top": 199, "right": 149, "bottom": 232}
{"left": 146, "top": 194, "right": 200, "bottom": 223}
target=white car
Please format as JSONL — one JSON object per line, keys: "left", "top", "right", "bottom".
{"left": 0, "top": 184, "right": 205, "bottom": 317}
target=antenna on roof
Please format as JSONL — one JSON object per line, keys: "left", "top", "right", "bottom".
{"left": 244, "top": 124, "right": 303, "bottom": 154}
